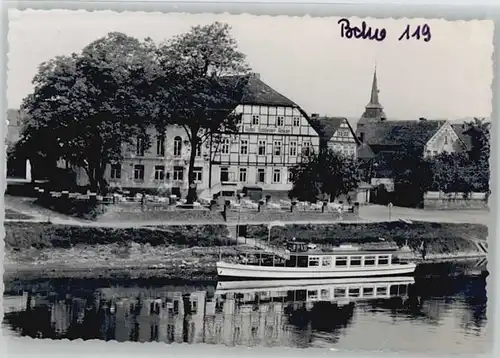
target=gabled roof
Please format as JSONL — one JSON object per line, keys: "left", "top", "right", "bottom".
{"left": 451, "top": 123, "right": 472, "bottom": 149}
{"left": 309, "top": 116, "right": 359, "bottom": 144}
{"left": 357, "top": 119, "right": 446, "bottom": 149}
{"left": 239, "top": 73, "right": 298, "bottom": 108}
{"left": 309, "top": 116, "right": 344, "bottom": 141}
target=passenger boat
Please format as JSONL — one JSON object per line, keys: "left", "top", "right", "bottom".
{"left": 216, "top": 241, "right": 417, "bottom": 279}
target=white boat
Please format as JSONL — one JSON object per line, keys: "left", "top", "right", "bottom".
{"left": 217, "top": 241, "right": 417, "bottom": 279}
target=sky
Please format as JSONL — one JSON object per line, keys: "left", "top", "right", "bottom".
{"left": 7, "top": 9, "right": 494, "bottom": 121}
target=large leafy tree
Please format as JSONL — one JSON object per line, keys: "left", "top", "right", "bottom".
{"left": 289, "top": 149, "right": 360, "bottom": 202}
{"left": 21, "top": 32, "right": 165, "bottom": 193}
{"left": 157, "top": 22, "right": 250, "bottom": 204}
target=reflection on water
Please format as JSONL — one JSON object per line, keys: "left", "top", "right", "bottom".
{"left": 3, "top": 273, "right": 489, "bottom": 354}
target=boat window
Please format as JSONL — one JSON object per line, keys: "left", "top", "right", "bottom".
{"left": 322, "top": 257, "right": 332, "bottom": 267}
{"left": 348, "top": 288, "right": 360, "bottom": 297}
{"left": 285, "top": 256, "right": 297, "bottom": 267}
{"left": 364, "top": 256, "right": 376, "bottom": 266}
{"left": 350, "top": 256, "right": 362, "bottom": 266}
{"left": 335, "top": 256, "right": 348, "bottom": 267}
{"left": 390, "top": 285, "right": 398, "bottom": 296}
{"left": 334, "top": 288, "right": 346, "bottom": 298}
{"left": 376, "top": 286, "right": 388, "bottom": 295}
{"left": 320, "top": 289, "right": 330, "bottom": 299}
{"left": 297, "top": 256, "right": 308, "bottom": 268}
{"left": 363, "top": 287, "right": 374, "bottom": 297}
{"left": 307, "top": 290, "right": 318, "bottom": 300}
{"left": 399, "top": 285, "right": 408, "bottom": 295}
{"left": 308, "top": 256, "right": 320, "bottom": 267}
{"left": 377, "top": 255, "right": 390, "bottom": 265}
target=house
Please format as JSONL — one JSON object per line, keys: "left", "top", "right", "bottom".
{"left": 207, "top": 73, "right": 321, "bottom": 197}
{"left": 70, "top": 73, "right": 321, "bottom": 197}
{"left": 309, "top": 115, "right": 358, "bottom": 158}
{"left": 6, "top": 108, "right": 29, "bottom": 179}
{"left": 355, "top": 67, "right": 468, "bottom": 182}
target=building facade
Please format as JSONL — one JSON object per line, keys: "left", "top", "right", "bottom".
{"left": 73, "top": 124, "right": 210, "bottom": 196}
{"left": 72, "top": 73, "right": 320, "bottom": 196}
{"left": 309, "top": 115, "right": 358, "bottom": 158}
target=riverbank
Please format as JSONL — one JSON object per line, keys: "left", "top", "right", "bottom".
{"left": 4, "top": 220, "right": 488, "bottom": 281}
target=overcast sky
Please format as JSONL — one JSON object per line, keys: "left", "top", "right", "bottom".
{"left": 7, "top": 9, "right": 494, "bottom": 121}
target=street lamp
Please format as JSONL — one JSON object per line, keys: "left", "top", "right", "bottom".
{"left": 237, "top": 193, "right": 244, "bottom": 242}
{"left": 388, "top": 202, "right": 393, "bottom": 221}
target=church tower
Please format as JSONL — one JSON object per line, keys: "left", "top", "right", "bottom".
{"left": 360, "top": 66, "right": 387, "bottom": 123}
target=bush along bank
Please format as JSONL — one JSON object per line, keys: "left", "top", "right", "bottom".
{"left": 247, "top": 221, "right": 487, "bottom": 256}
{"left": 4, "top": 221, "right": 230, "bottom": 249}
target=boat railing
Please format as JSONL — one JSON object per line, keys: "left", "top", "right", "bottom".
{"left": 240, "top": 237, "right": 291, "bottom": 260}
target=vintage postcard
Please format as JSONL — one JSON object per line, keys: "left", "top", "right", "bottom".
{"left": 2, "top": 6, "right": 494, "bottom": 357}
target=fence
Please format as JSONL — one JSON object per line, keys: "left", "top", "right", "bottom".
{"left": 423, "top": 191, "right": 489, "bottom": 210}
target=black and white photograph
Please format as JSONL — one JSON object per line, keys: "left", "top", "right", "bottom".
{"left": 3, "top": 8, "right": 493, "bottom": 355}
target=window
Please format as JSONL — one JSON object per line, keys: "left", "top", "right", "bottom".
{"left": 272, "top": 169, "right": 281, "bottom": 183}
{"left": 136, "top": 137, "right": 145, "bottom": 156}
{"left": 364, "top": 256, "right": 376, "bottom": 266}
{"left": 196, "top": 137, "right": 202, "bottom": 157}
{"left": 193, "top": 167, "right": 202, "bottom": 182}
{"left": 220, "top": 167, "right": 229, "bottom": 182}
{"left": 350, "top": 256, "right": 362, "bottom": 267}
{"left": 293, "top": 117, "right": 300, "bottom": 126}
{"left": 134, "top": 165, "right": 144, "bottom": 180}
{"left": 320, "top": 289, "right": 330, "bottom": 300}
{"left": 376, "top": 286, "right": 388, "bottom": 295}
{"left": 307, "top": 290, "right": 318, "bottom": 300}
{"left": 156, "top": 135, "right": 165, "bottom": 156}
{"left": 289, "top": 141, "right": 297, "bottom": 156}
{"left": 173, "top": 136, "right": 182, "bottom": 157}
{"left": 258, "top": 140, "right": 266, "bottom": 155}
{"left": 274, "top": 141, "right": 282, "bottom": 156}
{"left": 257, "top": 168, "right": 265, "bottom": 183}
{"left": 377, "top": 256, "right": 390, "bottom": 265}
{"left": 335, "top": 256, "right": 348, "bottom": 267}
{"left": 252, "top": 115, "right": 259, "bottom": 125}
{"left": 240, "top": 140, "right": 248, "bottom": 154}
{"left": 321, "top": 257, "right": 332, "bottom": 267}
{"left": 173, "top": 166, "right": 184, "bottom": 181}
{"left": 308, "top": 256, "right": 320, "bottom": 267}
{"left": 110, "top": 164, "right": 121, "bottom": 179}
{"left": 288, "top": 171, "right": 293, "bottom": 183}
{"left": 277, "top": 116, "right": 284, "bottom": 126}
{"left": 444, "top": 135, "right": 448, "bottom": 144}
{"left": 221, "top": 138, "right": 229, "bottom": 154}
{"left": 334, "top": 288, "right": 346, "bottom": 298}
{"left": 363, "top": 287, "right": 374, "bottom": 297}
{"left": 239, "top": 168, "right": 247, "bottom": 182}
{"left": 154, "top": 165, "right": 165, "bottom": 180}
{"left": 302, "top": 142, "right": 311, "bottom": 156}
{"left": 348, "top": 288, "right": 360, "bottom": 298}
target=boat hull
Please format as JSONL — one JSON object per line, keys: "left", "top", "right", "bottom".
{"left": 216, "top": 261, "right": 417, "bottom": 280}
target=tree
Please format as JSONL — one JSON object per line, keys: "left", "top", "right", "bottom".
{"left": 157, "top": 22, "right": 250, "bottom": 204}
{"left": 463, "top": 117, "right": 490, "bottom": 192}
{"left": 289, "top": 149, "right": 360, "bottom": 202}
{"left": 21, "top": 32, "right": 165, "bottom": 193}
{"left": 426, "top": 151, "right": 472, "bottom": 193}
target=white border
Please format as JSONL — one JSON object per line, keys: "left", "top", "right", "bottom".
{"left": 1, "top": 1, "right": 498, "bottom": 358}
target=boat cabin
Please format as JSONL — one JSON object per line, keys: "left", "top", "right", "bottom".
{"left": 282, "top": 241, "right": 402, "bottom": 269}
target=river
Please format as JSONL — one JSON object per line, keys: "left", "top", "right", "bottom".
{"left": 2, "top": 261, "right": 490, "bottom": 355}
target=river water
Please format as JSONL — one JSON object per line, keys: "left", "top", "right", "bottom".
{"left": 2, "top": 261, "right": 490, "bottom": 354}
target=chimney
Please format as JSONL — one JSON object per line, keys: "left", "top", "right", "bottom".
{"left": 419, "top": 117, "right": 427, "bottom": 121}
{"left": 250, "top": 72, "right": 260, "bottom": 79}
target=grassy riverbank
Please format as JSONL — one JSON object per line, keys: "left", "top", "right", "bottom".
{"left": 4, "top": 220, "right": 487, "bottom": 280}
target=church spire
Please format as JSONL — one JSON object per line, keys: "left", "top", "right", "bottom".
{"left": 360, "top": 65, "right": 386, "bottom": 122}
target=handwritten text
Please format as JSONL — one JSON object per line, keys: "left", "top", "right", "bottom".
{"left": 338, "top": 18, "right": 432, "bottom": 42}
